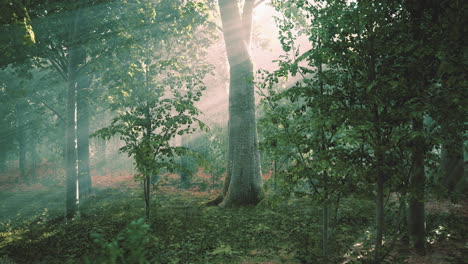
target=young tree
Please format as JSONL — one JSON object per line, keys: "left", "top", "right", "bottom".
{"left": 94, "top": 0, "right": 214, "bottom": 219}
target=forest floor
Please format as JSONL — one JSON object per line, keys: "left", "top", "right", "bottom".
{"left": 0, "top": 169, "right": 466, "bottom": 264}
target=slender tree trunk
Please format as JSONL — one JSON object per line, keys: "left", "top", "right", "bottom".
{"left": 408, "top": 117, "right": 426, "bottom": 254}
{"left": 373, "top": 108, "right": 385, "bottom": 263}
{"left": 15, "top": 103, "right": 26, "bottom": 181}
{"left": 29, "top": 134, "right": 38, "bottom": 181}
{"left": 441, "top": 121, "right": 464, "bottom": 195}
{"left": 215, "top": 0, "right": 263, "bottom": 207}
{"left": 65, "top": 54, "right": 78, "bottom": 220}
{"left": 65, "top": 6, "right": 82, "bottom": 220}
{"left": 77, "top": 69, "right": 92, "bottom": 197}
{"left": 323, "top": 201, "right": 329, "bottom": 263}
{"left": 143, "top": 100, "right": 152, "bottom": 219}
{"left": 273, "top": 160, "right": 277, "bottom": 191}
{"left": 180, "top": 135, "right": 191, "bottom": 188}
{"left": 375, "top": 164, "right": 384, "bottom": 264}
{"left": 144, "top": 174, "right": 150, "bottom": 219}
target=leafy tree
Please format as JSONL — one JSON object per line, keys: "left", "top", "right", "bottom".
{"left": 94, "top": 0, "right": 214, "bottom": 219}
{"left": 264, "top": 0, "right": 463, "bottom": 261}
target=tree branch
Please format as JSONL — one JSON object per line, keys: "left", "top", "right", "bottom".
{"left": 30, "top": 95, "right": 65, "bottom": 123}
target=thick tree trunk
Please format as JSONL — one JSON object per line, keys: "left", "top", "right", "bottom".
{"left": 408, "top": 117, "right": 426, "bottom": 254}
{"left": 216, "top": 0, "right": 263, "bottom": 207}
{"left": 15, "top": 103, "right": 26, "bottom": 181}
{"left": 77, "top": 70, "right": 92, "bottom": 197}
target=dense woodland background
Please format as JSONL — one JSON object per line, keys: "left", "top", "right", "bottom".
{"left": 0, "top": 0, "right": 466, "bottom": 263}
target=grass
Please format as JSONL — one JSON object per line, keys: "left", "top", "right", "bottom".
{"left": 0, "top": 172, "right": 466, "bottom": 264}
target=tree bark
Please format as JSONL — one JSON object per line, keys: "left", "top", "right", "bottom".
{"left": 65, "top": 6, "right": 82, "bottom": 220}
{"left": 408, "top": 117, "right": 426, "bottom": 254}
{"left": 144, "top": 174, "right": 151, "bottom": 219}
{"left": 215, "top": 0, "right": 263, "bottom": 207}
{"left": 77, "top": 69, "right": 92, "bottom": 197}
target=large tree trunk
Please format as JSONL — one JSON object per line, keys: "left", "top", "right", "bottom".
{"left": 15, "top": 102, "right": 26, "bottom": 181}
{"left": 215, "top": 0, "right": 263, "bottom": 207}
{"left": 408, "top": 117, "right": 426, "bottom": 254}
{"left": 77, "top": 69, "right": 92, "bottom": 197}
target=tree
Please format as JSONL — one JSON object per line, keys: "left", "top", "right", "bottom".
{"left": 267, "top": 0, "right": 444, "bottom": 262}
{"left": 210, "top": 0, "right": 264, "bottom": 207}
{"left": 77, "top": 69, "right": 92, "bottom": 197}
{"left": 94, "top": 0, "right": 214, "bottom": 219}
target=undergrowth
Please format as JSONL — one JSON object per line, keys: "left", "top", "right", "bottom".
{"left": 0, "top": 186, "right": 466, "bottom": 264}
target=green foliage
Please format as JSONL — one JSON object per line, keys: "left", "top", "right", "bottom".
{"left": 89, "top": 218, "right": 151, "bottom": 264}
{"left": 92, "top": 0, "right": 214, "bottom": 182}
{"left": 1, "top": 185, "right": 466, "bottom": 263}
{"left": 190, "top": 125, "right": 227, "bottom": 189}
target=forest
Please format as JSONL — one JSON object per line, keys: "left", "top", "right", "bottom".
{"left": 0, "top": 0, "right": 466, "bottom": 263}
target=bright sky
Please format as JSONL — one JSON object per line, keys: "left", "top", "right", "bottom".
{"left": 197, "top": 1, "right": 283, "bottom": 124}
{"left": 196, "top": 1, "right": 311, "bottom": 126}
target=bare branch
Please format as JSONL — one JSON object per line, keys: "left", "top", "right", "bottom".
{"left": 30, "top": 95, "right": 65, "bottom": 123}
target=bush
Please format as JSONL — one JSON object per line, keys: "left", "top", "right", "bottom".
{"left": 88, "top": 218, "right": 151, "bottom": 264}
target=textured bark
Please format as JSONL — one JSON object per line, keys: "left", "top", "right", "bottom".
{"left": 15, "top": 103, "right": 26, "bottom": 181}
{"left": 215, "top": 0, "right": 263, "bottom": 207}
{"left": 77, "top": 70, "right": 92, "bottom": 197}
{"left": 408, "top": 117, "right": 426, "bottom": 254}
